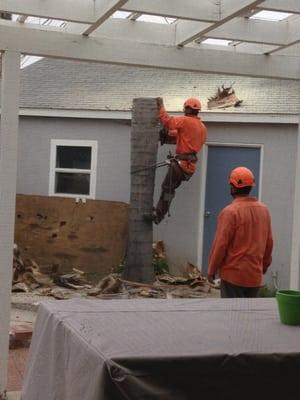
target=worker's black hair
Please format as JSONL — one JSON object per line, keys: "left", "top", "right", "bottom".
{"left": 184, "top": 106, "right": 199, "bottom": 116}
{"left": 234, "top": 186, "right": 252, "bottom": 195}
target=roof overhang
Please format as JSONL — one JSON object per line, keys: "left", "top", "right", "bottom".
{"left": 11, "top": 108, "right": 300, "bottom": 124}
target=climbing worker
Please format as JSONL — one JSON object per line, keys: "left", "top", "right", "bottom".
{"left": 207, "top": 167, "right": 273, "bottom": 298}
{"left": 144, "top": 96, "right": 207, "bottom": 224}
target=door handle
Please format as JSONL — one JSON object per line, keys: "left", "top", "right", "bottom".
{"left": 204, "top": 211, "right": 211, "bottom": 218}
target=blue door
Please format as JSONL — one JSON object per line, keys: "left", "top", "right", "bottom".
{"left": 202, "top": 145, "right": 261, "bottom": 275}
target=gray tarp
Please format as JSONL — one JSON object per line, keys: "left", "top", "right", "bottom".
{"left": 22, "top": 298, "right": 300, "bottom": 400}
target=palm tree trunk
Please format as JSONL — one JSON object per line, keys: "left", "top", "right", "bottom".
{"left": 123, "top": 98, "right": 159, "bottom": 283}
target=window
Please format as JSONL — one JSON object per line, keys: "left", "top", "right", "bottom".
{"left": 49, "top": 140, "right": 98, "bottom": 199}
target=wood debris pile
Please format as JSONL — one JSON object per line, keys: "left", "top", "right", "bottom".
{"left": 12, "top": 243, "right": 219, "bottom": 300}
{"left": 207, "top": 85, "right": 243, "bottom": 110}
{"left": 12, "top": 244, "right": 93, "bottom": 299}
{"left": 89, "top": 262, "right": 218, "bottom": 299}
{"left": 152, "top": 240, "right": 165, "bottom": 260}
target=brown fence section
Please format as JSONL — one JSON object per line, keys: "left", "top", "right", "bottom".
{"left": 15, "top": 195, "right": 128, "bottom": 275}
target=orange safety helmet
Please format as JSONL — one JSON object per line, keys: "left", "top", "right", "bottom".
{"left": 184, "top": 97, "right": 201, "bottom": 110}
{"left": 229, "top": 167, "right": 255, "bottom": 188}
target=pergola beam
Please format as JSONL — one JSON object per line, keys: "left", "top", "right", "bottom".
{"left": 0, "top": 0, "right": 222, "bottom": 24}
{"left": 220, "top": 0, "right": 262, "bottom": 19}
{"left": 274, "top": 42, "right": 300, "bottom": 56}
{"left": 195, "top": 41, "right": 278, "bottom": 55}
{"left": 82, "top": 0, "right": 128, "bottom": 36}
{"left": 122, "top": 0, "right": 221, "bottom": 22}
{"left": 176, "top": 0, "right": 265, "bottom": 46}
{"left": 267, "top": 40, "right": 300, "bottom": 55}
{"left": 200, "top": 17, "right": 300, "bottom": 46}
{"left": 0, "top": 21, "right": 298, "bottom": 80}
{"left": 229, "top": 42, "right": 277, "bottom": 54}
{"left": 127, "top": 12, "right": 142, "bottom": 21}
{"left": 93, "top": 19, "right": 175, "bottom": 46}
{"left": 91, "top": 17, "right": 300, "bottom": 48}
{"left": 258, "top": 0, "right": 300, "bottom": 14}
{"left": 0, "top": 0, "right": 98, "bottom": 24}
{"left": 17, "top": 15, "right": 28, "bottom": 23}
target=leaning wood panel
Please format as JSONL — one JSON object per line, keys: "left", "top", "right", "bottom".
{"left": 124, "top": 98, "right": 159, "bottom": 283}
{"left": 15, "top": 194, "right": 128, "bottom": 275}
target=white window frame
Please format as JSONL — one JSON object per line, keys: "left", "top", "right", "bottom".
{"left": 49, "top": 139, "right": 98, "bottom": 199}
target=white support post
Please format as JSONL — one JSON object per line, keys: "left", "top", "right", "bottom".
{"left": 290, "top": 118, "right": 300, "bottom": 290}
{"left": 0, "top": 50, "right": 21, "bottom": 398}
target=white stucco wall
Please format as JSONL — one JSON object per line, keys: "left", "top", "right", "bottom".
{"left": 17, "top": 117, "right": 131, "bottom": 202}
{"left": 17, "top": 117, "right": 298, "bottom": 289}
{"left": 154, "top": 123, "right": 298, "bottom": 290}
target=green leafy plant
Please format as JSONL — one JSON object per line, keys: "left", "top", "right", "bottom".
{"left": 113, "top": 263, "right": 125, "bottom": 274}
{"left": 153, "top": 258, "right": 169, "bottom": 275}
{"left": 117, "top": 255, "right": 169, "bottom": 277}
{"left": 257, "top": 285, "right": 276, "bottom": 298}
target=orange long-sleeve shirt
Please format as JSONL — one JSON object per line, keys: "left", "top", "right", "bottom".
{"left": 159, "top": 106, "right": 207, "bottom": 174}
{"left": 208, "top": 197, "right": 273, "bottom": 288}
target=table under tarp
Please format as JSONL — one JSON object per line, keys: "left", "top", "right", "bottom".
{"left": 21, "top": 298, "right": 300, "bottom": 400}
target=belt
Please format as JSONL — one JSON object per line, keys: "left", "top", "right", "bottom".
{"left": 175, "top": 153, "right": 198, "bottom": 163}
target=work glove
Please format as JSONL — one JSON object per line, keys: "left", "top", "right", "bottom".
{"left": 157, "top": 97, "right": 164, "bottom": 108}
{"left": 159, "top": 127, "right": 167, "bottom": 146}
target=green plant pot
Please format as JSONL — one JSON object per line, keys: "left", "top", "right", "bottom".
{"left": 276, "top": 290, "right": 300, "bottom": 326}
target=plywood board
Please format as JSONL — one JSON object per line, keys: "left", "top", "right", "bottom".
{"left": 15, "top": 195, "right": 128, "bottom": 274}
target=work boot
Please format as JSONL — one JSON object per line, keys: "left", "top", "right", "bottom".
{"left": 143, "top": 209, "right": 160, "bottom": 225}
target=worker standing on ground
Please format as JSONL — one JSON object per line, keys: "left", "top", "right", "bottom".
{"left": 144, "top": 97, "right": 207, "bottom": 224}
{"left": 208, "top": 167, "right": 273, "bottom": 298}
